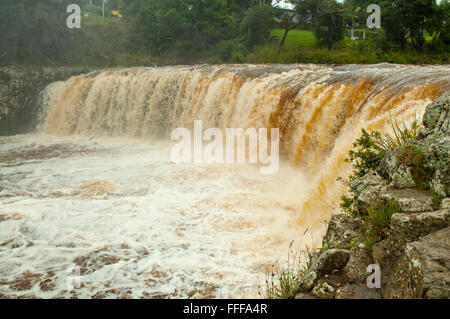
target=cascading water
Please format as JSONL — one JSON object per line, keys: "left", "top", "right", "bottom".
{"left": 1, "top": 64, "right": 449, "bottom": 298}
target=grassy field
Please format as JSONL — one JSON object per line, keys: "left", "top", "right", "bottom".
{"left": 270, "top": 29, "right": 318, "bottom": 49}
{"left": 246, "top": 28, "right": 449, "bottom": 65}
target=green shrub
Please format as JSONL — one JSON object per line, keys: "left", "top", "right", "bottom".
{"left": 363, "top": 199, "right": 401, "bottom": 251}
{"left": 340, "top": 194, "right": 358, "bottom": 217}
{"left": 345, "top": 129, "right": 387, "bottom": 180}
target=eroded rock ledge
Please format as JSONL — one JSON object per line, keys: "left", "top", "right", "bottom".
{"left": 294, "top": 92, "right": 450, "bottom": 299}
{"left": 0, "top": 66, "right": 91, "bottom": 135}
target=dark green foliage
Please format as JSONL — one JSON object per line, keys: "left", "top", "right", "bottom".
{"left": 340, "top": 194, "right": 358, "bottom": 217}
{"left": 241, "top": 4, "right": 275, "bottom": 48}
{"left": 363, "top": 198, "right": 400, "bottom": 250}
{"left": 345, "top": 129, "right": 387, "bottom": 180}
{"left": 313, "top": 0, "right": 345, "bottom": 49}
{"left": 0, "top": 0, "right": 78, "bottom": 64}
{"left": 0, "top": 0, "right": 448, "bottom": 65}
{"left": 381, "top": 0, "right": 436, "bottom": 51}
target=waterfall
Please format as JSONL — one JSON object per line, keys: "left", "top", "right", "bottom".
{"left": 40, "top": 64, "right": 450, "bottom": 229}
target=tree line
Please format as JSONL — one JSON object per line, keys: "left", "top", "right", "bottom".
{"left": 0, "top": 0, "right": 448, "bottom": 66}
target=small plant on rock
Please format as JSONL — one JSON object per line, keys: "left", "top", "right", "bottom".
{"left": 363, "top": 198, "right": 401, "bottom": 251}
{"left": 381, "top": 114, "right": 420, "bottom": 149}
{"left": 397, "top": 143, "right": 433, "bottom": 190}
{"left": 345, "top": 129, "right": 387, "bottom": 181}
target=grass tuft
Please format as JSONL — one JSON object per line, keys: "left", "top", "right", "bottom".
{"left": 380, "top": 113, "right": 420, "bottom": 149}
{"left": 261, "top": 241, "right": 310, "bottom": 299}
{"left": 363, "top": 199, "right": 400, "bottom": 251}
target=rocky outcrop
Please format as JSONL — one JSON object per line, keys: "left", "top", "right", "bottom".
{"left": 294, "top": 92, "right": 450, "bottom": 299}
{"left": 0, "top": 66, "right": 91, "bottom": 135}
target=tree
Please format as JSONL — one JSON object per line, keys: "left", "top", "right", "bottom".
{"left": 428, "top": 0, "right": 450, "bottom": 48}
{"left": 240, "top": 4, "right": 275, "bottom": 48}
{"left": 381, "top": 0, "right": 435, "bottom": 51}
{"left": 276, "top": 0, "right": 318, "bottom": 52}
{"left": 0, "top": 0, "right": 78, "bottom": 64}
{"left": 313, "top": 0, "right": 345, "bottom": 49}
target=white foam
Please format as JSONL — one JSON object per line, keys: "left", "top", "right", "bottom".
{"left": 0, "top": 134, "right": 312, "bottom": 298}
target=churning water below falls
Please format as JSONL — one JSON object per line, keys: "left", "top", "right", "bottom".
{"left": 1, "top": 64, "right": 449, "bottom": 298}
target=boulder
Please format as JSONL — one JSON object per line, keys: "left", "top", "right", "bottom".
{"left": 343, "top": 248, "right": 374, "bottom": 283}
{"left": 322, "top": 214, "right": 365, "bottom": 247}
{"left": 296, "top": 269, "right": 318, "bottom": 293}
{"left": 388, "top": 209, "right": 450, "bottom": 242}
{"left": 442, "top": 198, "right": 450, "bottom": 210}
{"left": 411, "top": 227, "right": 450, "bottom": 299}
{"left": 383, "top": 227, "right": 450, "bottom": 299}
{"left": 350, "top": 173, "right": 388, "bottom": 209}
{"left": 316, "top": 249, "right": 350, "bottom": 276}
{"left": 421, "top": 91, "right": 450, "bottom": 137}
{"left": 382, "top": 188, "right": 434, "bottom": 213}
{"left": 373, "top": 210, "right": 449, "bottom": 298}
{"left": 390, "top": 167, "right": 416, "bottom": 188}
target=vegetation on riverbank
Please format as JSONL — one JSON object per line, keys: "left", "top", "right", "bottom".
{"left": 248, "top": 29, "right": 450, "bottom": 64}
{"left": 1, "top": 1, "right": 449, "bottom": 67}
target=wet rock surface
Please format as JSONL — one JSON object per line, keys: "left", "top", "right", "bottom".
{"left": 0, "top": 66, "right": 91, "bottom": 135}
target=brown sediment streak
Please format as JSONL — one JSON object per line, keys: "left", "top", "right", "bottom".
{"left": 39, "top": 64, "right": 450, "bottom": 229}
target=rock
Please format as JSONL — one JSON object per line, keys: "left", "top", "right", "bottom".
{"left": 316, "top": 249, "right": 350, "bottom": 276}
{"left": 422, "top": 92, "right": 450, "bottom": 137}
{"left": 335, "top": 283, "right": 381, "bottom": 299}
{"left": 350, "top": 173, "right": 388, "bottom": 209}
{"left": 343, "top": 248, "right": 374, "bottom": 283}
{"left": 427, "top": 136, "right": 450, "bottom": 197}
{"left": 350, "top": 173, "right": 386, "bottom": 196}
{"left": 411, "top": 227, "right": 450, "bottom": 299}
{"left": 357, "top": 184, "right": 386, "bottom": 209}
{"left": 311, "top": 280, "right": 335, "bottom": 299}
{"left": 442, "top": 198, "right": 450, "bottom": 210}
{"left": 388, "top": 209, "right": 450, "bottom": 242}
{"left": 0, "top": 66, "right": 91, "bottom": 135}
{"left": 382, "top": 188, "right": 434, "bottom": 213}
{"left": 391, "top": 167, "right": 416, "bottom": 188}
{"left": 378, "top": 151, "right": 416, "bottom": 188}
{"left": 297, "top": 269, "right": 318, "bottom": 293}
{"left": 425, "top": 286, "right": 449, "bottom": 299}
{"left": 383, "top": 227, "right": 450, "bottom": 299}
{"left": 372, "top": 209, "right": 449, "bottom": 297}
{"left": 382, "top": 243, "right": 424, "bottom": 298}
{"left": 322, "top": 214, "right": 365, "bottom": 247}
